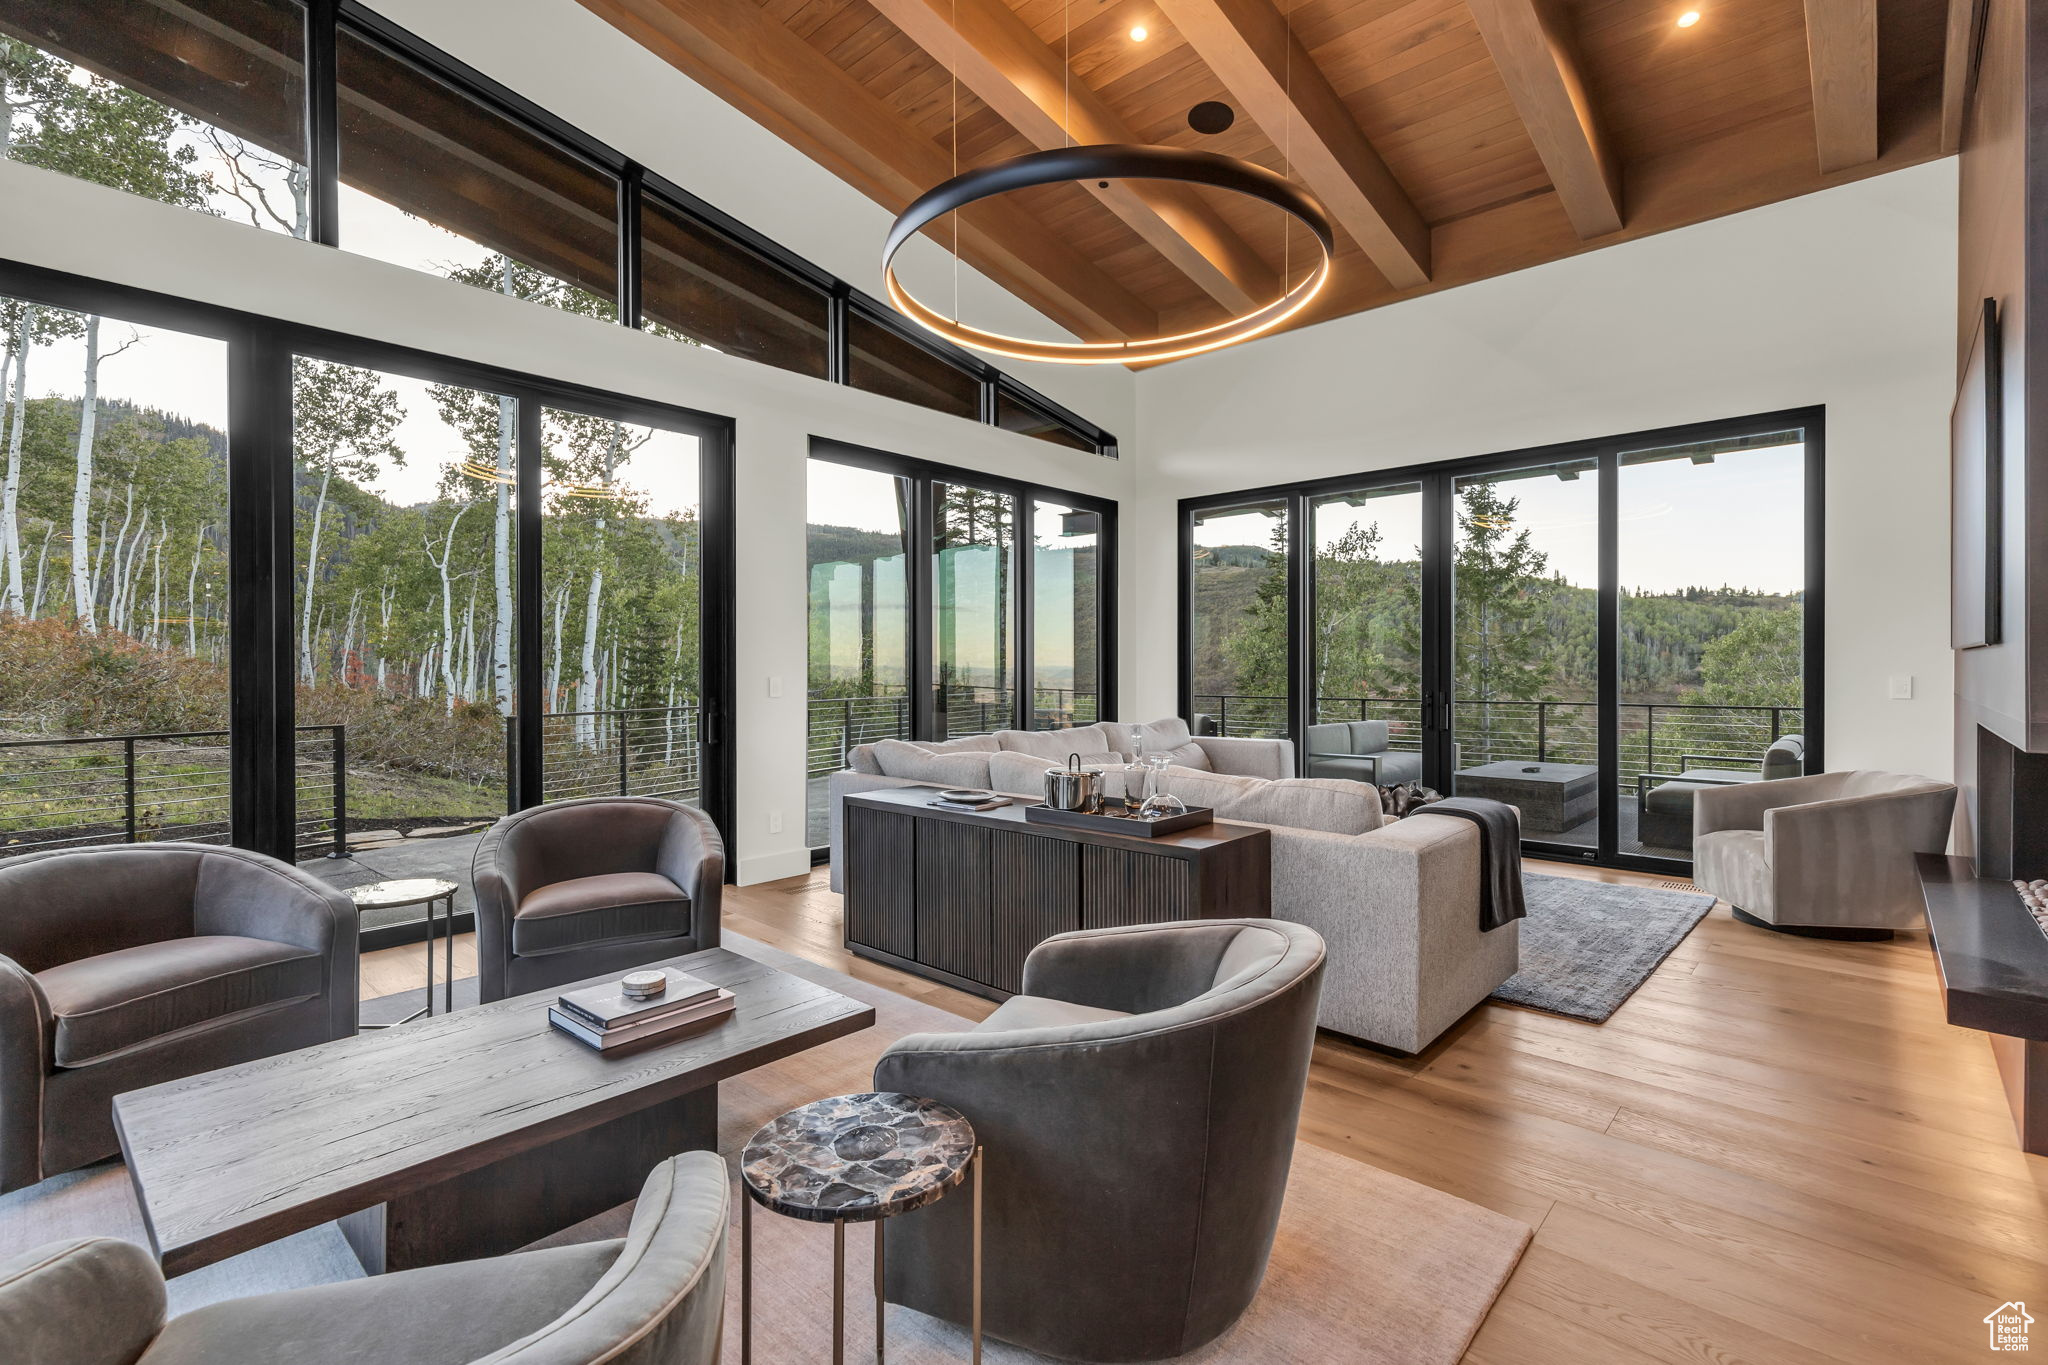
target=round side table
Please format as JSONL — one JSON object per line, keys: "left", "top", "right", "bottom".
{"left": 740, "top": 1092, "right": 981, "bottom": 1365}
{"left": 348, "top": 877, "right": 458, "bottom": 1026}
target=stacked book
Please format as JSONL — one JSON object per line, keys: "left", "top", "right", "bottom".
{"left": 548, "top": 968, "right": 735, "bottom": 1051}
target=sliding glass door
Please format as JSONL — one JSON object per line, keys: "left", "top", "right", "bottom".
{"left": 1309, "top": 484, "right": 1426, "bottom": 784}
{"left": 1179, "top": 410, "right": 1820, "bottom": 871}
{"left": 1448, "top": 457, "right": 1601, "bottom": 853}
{"left": 1617, "top": 428, "right": 1809, "bottom": 859}
{"left": 805, "top": 460, "right": 913, "bottom": 847}
{"left": 934, "top": 482, "right": 1016, "bottom": 740}
{"left": 805, "top": 440, "right": 1116, "bottom": 853}
{"left": 1189, "top": 499, "right": 1290, "bottom": 738}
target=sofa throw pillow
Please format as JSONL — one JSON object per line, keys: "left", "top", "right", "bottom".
{"left": 1225, "top": 777, "right": 1381, "bottom": 835}
{"left": 870, "top": 739, "right": 994, "bottom": 787}
{"left": 1153, "top": 741, "right": 1211, "bottom": 772}
{"left": 995, "top": 724, "right": 1113, "bottom": 760}
{"left": 988, "top": 750, "right": 1124, "bottom": 797}
{"left": 914, "top": 734, "right": 1001, "bottom": 753}
{"left": 1132, "top": 717, "right": 1193, "bottom": 753}
{"left": 1158, "top": 767, "right": 1380, "bottom": 835}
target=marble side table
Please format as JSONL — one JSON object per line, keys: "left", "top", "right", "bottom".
{"left": 740, "top": 1092, "right": 981, "bottom": 1364}
{"left": 347, "top": 877, "right": 458, "bottom": 1026}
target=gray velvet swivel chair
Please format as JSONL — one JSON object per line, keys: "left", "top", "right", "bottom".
{"left": 472, "top": 797, "right": 723, "bottom": 1003}
{"left": 0, "top": 843, "right": 357, "bottom": 1194}
{"left": 1693, "top": 770, "right": 1957, "bottom": 937}
{"left": 873, "top": 918, "right": 1325, "bottom": 1363}
{"left": 1306, "top": 719, "right": 1423, "bottom": 786}
{"left": 0, "top": 1152, "right": 730, "bottom": 1365}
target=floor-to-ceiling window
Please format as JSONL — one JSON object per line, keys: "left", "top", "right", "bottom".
{"left": 1189, "top": 499, "right": 1290, "bottom": 738}
{"left": 1448, "top": 457, "right": 1601, "bottom": 851}
{"left": 1032, "top": 500, "right": 1101, "bottom": 729}
{"left": 538, "top": 409, "right": 705, "bottom": 810}
{"left": 1617, "top": 429, "right": 1808, "bottom": 859}
{"left": 1308, "top": 483, "right": 1425, "bottom": 781}
{"left": 806, "top": 439, "right": 1116, "bottom": 853}
{"left": 805, "top": 460, "right": 913, "bottom": 847}
{"left": 0, "top": 295, "right": 238, "bottom": 854}
{"left": 1179, "top": 410, "right": 1821, "bottom": 871}
{"left": 291, "top": 359, "right": 518, "bottom": 934}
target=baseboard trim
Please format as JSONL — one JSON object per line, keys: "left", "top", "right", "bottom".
{"left": 735, "top": 848, "right": 815, "bottom": 886}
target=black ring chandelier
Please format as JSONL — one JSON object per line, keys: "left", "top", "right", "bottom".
{"left": 882, "top": 144, "right": 1335, "bottom": 366}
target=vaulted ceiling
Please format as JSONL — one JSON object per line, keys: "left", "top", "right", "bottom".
{"left": 580, "top": 0, "right": 1967, "bottom": 361}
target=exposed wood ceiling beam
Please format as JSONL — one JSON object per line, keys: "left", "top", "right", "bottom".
{"left": 577, "top": 0, "right": 1158, "bottom": 342}
{"left": 1802, "top": 0, "right": 1879, "bottom": 172}
{"left": 1154, "top": 0, "right": 1431, "bottom": 289}
{"left": 1940, "top": 0, "right": 1986, "bottom": 154}
{"left": 869, "top": 0, "right": 1277, "bottom": 315}
{"left": 1464, "top": 0, "right": 1623, "bottom": 239}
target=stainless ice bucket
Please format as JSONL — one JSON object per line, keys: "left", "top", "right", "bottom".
{"left": 1043, "top": 753, "right": 1101, "bottom": 813}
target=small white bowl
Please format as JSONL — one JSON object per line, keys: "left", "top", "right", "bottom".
{"left": 939, "top": 788, "right": 993, "bottom": 802}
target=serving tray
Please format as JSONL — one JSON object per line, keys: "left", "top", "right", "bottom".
{"left": 1023, "top": 802, "right": 1215, "bottom": 837}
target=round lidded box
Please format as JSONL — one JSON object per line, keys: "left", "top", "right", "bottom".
{"left": 620, "top": 970, "right": 669, "bottom": 1000}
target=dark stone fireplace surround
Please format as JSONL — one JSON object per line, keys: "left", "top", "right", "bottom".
{"left": 1918, "top": 727, "right": 2048, "bottom": 1154}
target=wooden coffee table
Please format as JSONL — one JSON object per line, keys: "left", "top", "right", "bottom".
{"left": 113, "top": 947, "right": 874, "bottom": 1277}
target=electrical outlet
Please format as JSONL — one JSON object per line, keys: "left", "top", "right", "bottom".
{"left": 767, "top": 810, "right": 783, "bottom": 835}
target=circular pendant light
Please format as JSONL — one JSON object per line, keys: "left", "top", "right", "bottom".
{"left": 882, "top": 143, "right": 1335, "bottom": 366}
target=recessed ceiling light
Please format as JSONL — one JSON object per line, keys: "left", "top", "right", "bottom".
{"left": 1129, "top": 24, "right": 1149, "bottom": 41}
{"left": 1676, "top": 9, "right": 1701, "bottom": 26}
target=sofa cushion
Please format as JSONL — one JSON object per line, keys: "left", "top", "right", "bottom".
{"left": 514, "top": 871, "right": 689, "bottom": 956}
{"left": 869, "top": 740, "right": 995, "bottom": 787}
{"left": 37, "top": 936, "right": 324, "bottom": 1068}
{"left": 1158, "top": 767, "right": 1382, "bottom": 836}
{"left": 849, "top": 733, "right": 997, "bottom": 774}
{"left": 994, "top": 725, "right": 1113, "bottom": 760}
{"left": 974, "top": 994, "right": 1131, "bottom": 1033}
{"left": 988, "top": 750, "right": 1123, "bottom": 798}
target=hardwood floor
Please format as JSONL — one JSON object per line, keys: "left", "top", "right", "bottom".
{"left": 361, "top": 860, "right": 2035, "bottom": 1362}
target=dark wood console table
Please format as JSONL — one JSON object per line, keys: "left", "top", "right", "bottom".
{"left": 842, "top": 786, "right": 1271, "bottom": 1002}
{"left": 1918, "top": 853, "right": 2048, "bottom": 1155}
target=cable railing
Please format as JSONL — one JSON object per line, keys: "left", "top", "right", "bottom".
{"left": 0, "top": 726, "right": 346, "bottom": 859}
{"left": 537, "top": 704, "right": 702, "bottom": 805}
{"left": 1193, "top": 693, "right": 1803, "bottom": 785}
{"left": 804, "top": 688, "right": 1105, "bottom": 781}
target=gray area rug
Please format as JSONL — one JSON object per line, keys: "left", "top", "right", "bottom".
{"left": 1490, "top": 873, "right": 1715, "bottom": 1022}
{"left": 1, "top": 934, "right": 1531, "bottom": 1364}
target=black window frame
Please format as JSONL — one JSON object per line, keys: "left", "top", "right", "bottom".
{"left": 1177, "top": 406, "right": 1826, "bottom": 875}
{"left": 0, "top": 256, "right": 739, "bottom": 896}
{"left": 0, "top": 0, "right": 1114, "bottom": 449}
{"left": 808, "top": 436, "right": 1119, "bottom": 776}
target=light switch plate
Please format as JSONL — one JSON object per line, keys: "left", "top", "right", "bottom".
{"left": 1888, "top": 674, "right": 1914, "bottom": 700}
{"left": 767, "top": 675, "right": 784, "bottom": 698}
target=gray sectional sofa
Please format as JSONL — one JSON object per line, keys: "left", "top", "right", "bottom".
{"left": 827, "top": 718, "right": 1514, "bottom": 1053}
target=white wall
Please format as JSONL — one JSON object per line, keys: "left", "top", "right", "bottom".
{"left": 1128, "top": 159, "right": 1962, "bottom": 783}
{"left": 0, "top": 158, "right": 1136, "bottom": 883}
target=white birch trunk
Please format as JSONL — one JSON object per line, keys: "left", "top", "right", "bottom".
{"left": 29, "top": 523, "right": 52, "bottom": 619}
{"left": 576, "top": 562, "right": 603, "bottom": 746}
{"left": 426, "top": 508, "right": 467, "bottom": 714}
{"left": 186, "top": 533, "right": 203, "bottom": 654}
{"left": 0, "top": 308, "right": 32, "bottom": 614}
{"left": 299, "top": 468, "right": 331, "bottom": 684}
{"left": 69, "top": 317, "right": 102, "bottom": 631}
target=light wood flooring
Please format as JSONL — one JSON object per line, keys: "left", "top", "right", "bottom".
{"left": 361, "top": 860, "right": 2040, "bottom": 1363}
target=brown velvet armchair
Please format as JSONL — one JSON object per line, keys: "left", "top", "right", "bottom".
{"left": 0, "top": 843, "right": 358, "bottom": 1194}
{"left": 471, "top": 797, "right": 724, "bottom": 1003}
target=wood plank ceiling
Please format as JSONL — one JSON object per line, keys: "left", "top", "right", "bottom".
{"left": 582, "top": 0, "right": 1960, "bottom": 364}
